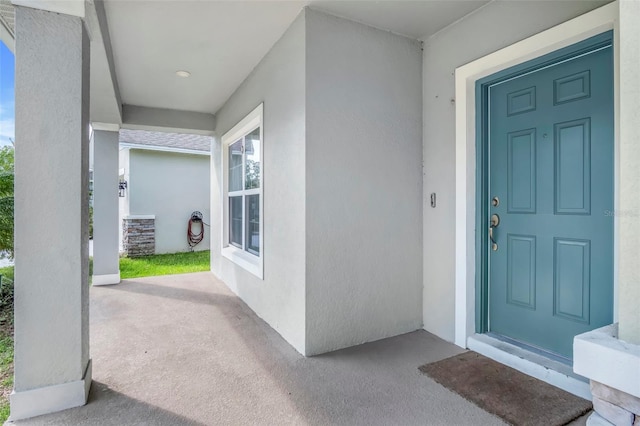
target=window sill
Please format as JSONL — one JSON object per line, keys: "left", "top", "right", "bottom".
{"left": 222, "top": 245, "right": 263, "bottom": 279}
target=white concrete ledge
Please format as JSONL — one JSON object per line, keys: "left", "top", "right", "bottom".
{"left": 92, "top": 272, "right": 120, "bottom": 286}
{"left": 123, "top": 215, "right": 155, "bottom": 220}
{"left": 468, "top": 334, "right": 591, "bottom": 400}
{"left": 91, "top": 122, "right": 120, "bottom": 132}
{"left": 574, "top": 324, "right": 640, "bottom": 399}
{"left": 9, "top": 359, "right": 92, "bottom": 421}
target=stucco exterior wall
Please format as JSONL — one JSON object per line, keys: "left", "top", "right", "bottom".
{"left": 617, "top": 0, "right": 640, "bottom": 345}
{"left": 118, "top": 148, "right": 129, "bottom": 251}
{"left": 212, "top": 12, "right": 307, "bottom": 354}
{"left": 127, "top": 149, "right": 210, "bottom": 254}
{"left": 304, "top": 9, "right": 423, "bottom": 355}
{"left": 92, "top": 130, "right": 120, "bottom": 277}
{"left": 13, "top": 5, "right": 90, "bottom": 392}
{"left": 421, "top": 0, "right": 611, "bottom": 342}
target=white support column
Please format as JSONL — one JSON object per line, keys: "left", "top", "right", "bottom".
{"left": 11, "top": 5, "right": 92, "bottom": 421}
{"left": 92, "top": 129, "right": 121, "bottom": 286}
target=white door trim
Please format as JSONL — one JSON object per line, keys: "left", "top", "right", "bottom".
{"left": 454, "top": 2, "right": 620, "bottom": 348}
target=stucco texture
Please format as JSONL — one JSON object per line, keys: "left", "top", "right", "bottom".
{"left": 93, "top": 130, "right": 120, "bottom": 277}
{"left": 305, "top": 9, "right": 423, "bottom": 355}
{"left": 617, "top": 0, "right": 640, "bottom": 344}
{"left": 212, "top": 12, "right": 307, "bottom": 354}
{"left": 421, "top": 0, "right": 611, "bottom": 343}
{"left": 127, "top": 149, "right": 210, "bottom": 254}
{"left": 13, "top": 6, "right": 90, "bottom": 391}
{"left": 213, "top": 8, "right": 423, "bottom": 356}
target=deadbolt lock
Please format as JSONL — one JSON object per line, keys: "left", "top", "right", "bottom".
{"left": 491, "top": 196, "right": 500, "bottom": 207}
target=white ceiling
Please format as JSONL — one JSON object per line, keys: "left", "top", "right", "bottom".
{"left": 309, "top": 0, "right": 489, "bottom": 40}
{"left": 103, "top": 0, "right": 490, "bottom": 116}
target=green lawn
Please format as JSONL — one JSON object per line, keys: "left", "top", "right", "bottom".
{"left": 0, "top": 265, "right": 14, "bottom": 423}
{"left": 0, "top": 250, "right": 210, "bottom": 422}
{"left": 0, "top": 333, "right": 12, "bottom": 422}
{"left": 119, "top": 250, "right": 210, "bottom": 279}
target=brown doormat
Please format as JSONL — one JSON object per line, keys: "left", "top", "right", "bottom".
{"left": 419, "top": 351, "right": 592, "bottom": 426}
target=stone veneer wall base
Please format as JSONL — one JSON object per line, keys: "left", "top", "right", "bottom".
{"left": 590, "top": 381, "right": 640, "bottom": 426}
{"left": 122, "top": 215, "right": 155, "bottom": 257}
{"left": 574, "top": 324, "right": 640, "bottom": 426}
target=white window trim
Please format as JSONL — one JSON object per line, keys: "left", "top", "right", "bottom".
{"left": 221, "top": 103, "right": 264, "bottom": 279}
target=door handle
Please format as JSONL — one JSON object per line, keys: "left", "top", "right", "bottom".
{"left": 489, "top": 214, "right": 500, "bottom": 251}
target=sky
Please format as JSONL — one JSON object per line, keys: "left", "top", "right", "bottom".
{"left": 0, "top": 41, "right": 14, "bottom": 147}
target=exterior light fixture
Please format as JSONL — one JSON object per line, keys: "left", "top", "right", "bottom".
{"left": 118, "top": 180, "right": 127, "bottom": 197}
{"left": 176, "top": 70, "right": 191, "bottom": 78}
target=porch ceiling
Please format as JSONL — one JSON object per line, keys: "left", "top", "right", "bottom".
{"left": 101, "top": 0, "right": 489, "bottom": 117}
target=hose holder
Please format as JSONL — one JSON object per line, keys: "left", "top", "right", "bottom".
{"left": 187, "top": 211, "right": 205, "bottom": 249}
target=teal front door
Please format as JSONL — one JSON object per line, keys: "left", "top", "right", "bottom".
{"left": 485, "top": 35, "right": 614, "bottom": 361}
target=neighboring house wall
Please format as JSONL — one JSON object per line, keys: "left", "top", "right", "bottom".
{"left": 128, "top": 149, "right": 210, "bottom": 254}
{"left": 212, "top": 12, "right": 307, "bottom": 354}
{"left": 421, "top": 0, "right": 611, "bottom": 342}
{"left": 304, "top": 10, "right": 423, "bottom": 355}
{"left": 212, "top": 9, "right": 422, "bottom": 356}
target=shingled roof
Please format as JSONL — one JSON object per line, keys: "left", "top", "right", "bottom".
{"left": 119, "top": 129, "right": 212, "bottom": 152}
{"left": 0, "top": 0, "right": 15, "bottom": 37}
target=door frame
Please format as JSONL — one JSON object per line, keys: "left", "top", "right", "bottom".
{"left": 476, "top": 31, "right": 614, "bottom": 342}
{"left": 453, "top": 2, "right": 620, "bottom": 348}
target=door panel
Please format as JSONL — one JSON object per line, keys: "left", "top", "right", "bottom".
{"left": 487, "top": 43, "right": 613, "bottom": 360}
{"left": 506, "top": 234, "right": 536, "bottom": 310}
{"left": 554, "top": 238, "right": 590, "bottom": 324}
{"left": 555, "top": 119, "right": 590, "bottom": 214}
{"left": 507, "top": 129, "right": 536, "bottom": 213}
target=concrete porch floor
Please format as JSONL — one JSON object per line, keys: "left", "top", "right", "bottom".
{"left": 11, "top": 272, "right": 576, "bottom": 425}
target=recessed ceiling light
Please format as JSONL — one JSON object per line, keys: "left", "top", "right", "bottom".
{"left": 176, "top": 70, "right": 191, "bottom": 78}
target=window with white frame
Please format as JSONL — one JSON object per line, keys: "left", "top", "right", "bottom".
{"left": 222, "top": 104, "right": 263, "bottom": 278}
